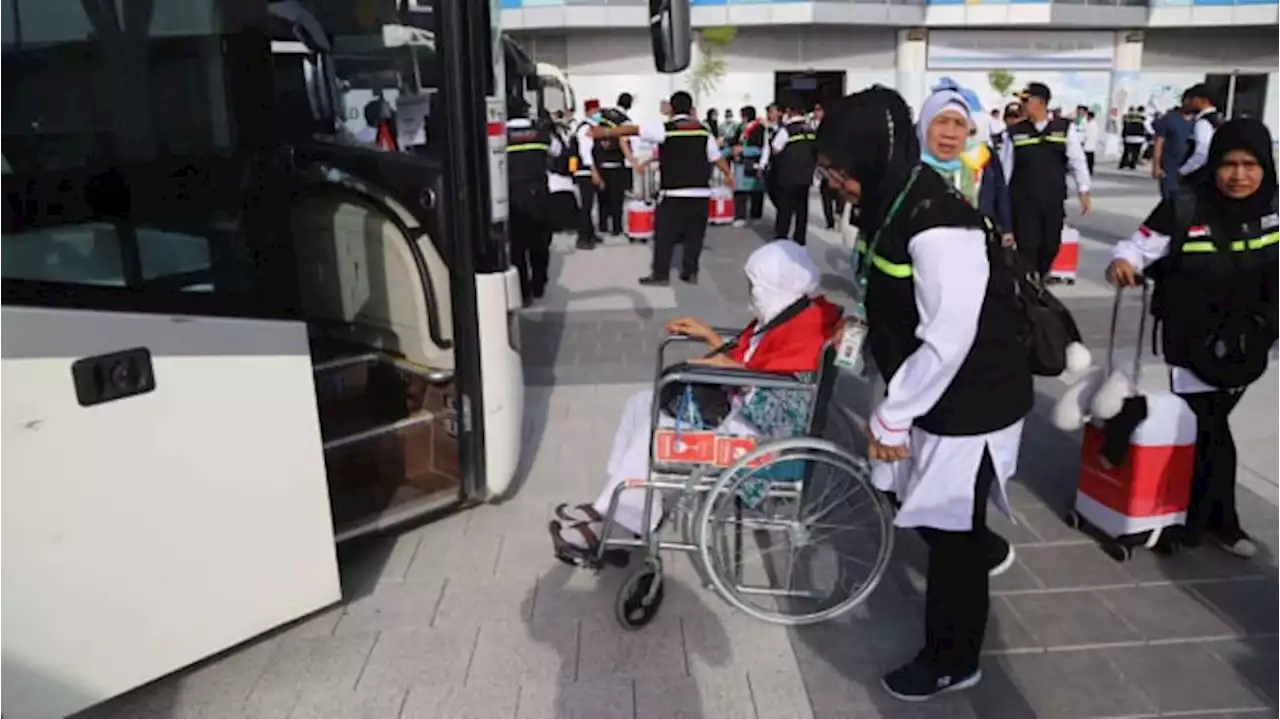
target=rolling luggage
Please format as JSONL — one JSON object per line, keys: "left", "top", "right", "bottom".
{"left": 1048, "top": 225, "right": 1080, "bottom": 284}
{"left": 1065, "top": 284, "right": 1197, "bottom": 561}
{"left": 626, "top": 163, "right": 658, "bottom": 242}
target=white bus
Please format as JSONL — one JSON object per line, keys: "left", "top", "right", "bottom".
{"left": 0, "top": 0, "right": 690, "bottom": 716}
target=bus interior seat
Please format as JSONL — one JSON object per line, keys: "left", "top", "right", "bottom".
{"left": 290, "top": 194, "right": 454, "bottom": 372}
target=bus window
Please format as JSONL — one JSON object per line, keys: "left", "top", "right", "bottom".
{"left": 2, "top": 0, "right": 292, "bottom": 317}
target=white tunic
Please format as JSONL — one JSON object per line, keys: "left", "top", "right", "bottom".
{"left": 867, "top": 227, "right": 1025, "bottom": 531}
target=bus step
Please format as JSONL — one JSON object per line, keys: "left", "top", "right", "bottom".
{"left": 322, "top": 410, "right": 436, "bottom": 452}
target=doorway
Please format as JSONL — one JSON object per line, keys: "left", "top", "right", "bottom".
{"left": 1205, "top": 73, "right": 1269, "bottom": 119}
{"left": 774, "top": 71, "right": 846, "bottom": 111}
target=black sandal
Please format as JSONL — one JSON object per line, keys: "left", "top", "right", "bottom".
{"left": 554, "top": 502, "right": 604, "bottom": 524}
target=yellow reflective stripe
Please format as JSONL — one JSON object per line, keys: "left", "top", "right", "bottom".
{"left": 853, "top": 240, "right": 913, "bottom": 278}
{"left": 507, "top": 143, "right": 549, "bottom": 152}
{"left": 666, "top": 129, "right": 710, "bottom": 138}
{"left": 1044, "top": 135, "right": 1067, "bottom": 143}
{"left": 1013, "top": 138, "right": 1041, "bottom": 147}
{"left": 787, "top": 133, "right": 815, "bottom": 143}
{"left": 599, "top": 118, "right": 617, "bottom": 128}
{"left": 1180, "top": 231, "right": 1279, "bottom": 253}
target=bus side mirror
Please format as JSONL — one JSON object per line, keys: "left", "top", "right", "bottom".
{"left": 648, "top": 0, "right": 691, "bottom": 74}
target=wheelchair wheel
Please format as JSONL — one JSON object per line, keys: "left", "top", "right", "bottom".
{"left": 696, "top": 437, "right": 894, "bottom": 626}
{"left": 615, "top": 557, "right": 665, "bottom": 630}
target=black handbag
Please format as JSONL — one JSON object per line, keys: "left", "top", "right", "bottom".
{"left": 658, "top": 297, "right": 813, "bottom": 427}
{"left": 995, "top": 235, "right": 1083, "bottom": 377}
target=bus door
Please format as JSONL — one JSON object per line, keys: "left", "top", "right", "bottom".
{"left": 1, "top": 3, "right": 342, "bottom": 718}
{"left": 279, "top": 0, "right": 523, "bottom": 519}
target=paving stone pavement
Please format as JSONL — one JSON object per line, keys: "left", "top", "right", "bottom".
{"left": 80, "top": 182, "right": 1278, "bottom": 719}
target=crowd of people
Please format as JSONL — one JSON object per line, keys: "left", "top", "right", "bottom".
{"left": 530, "top": 77, "right": 1276, "bottom": 705}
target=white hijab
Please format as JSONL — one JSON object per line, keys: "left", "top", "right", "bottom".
{"left": 917, "top": 88, "right": 973, "bottom": 153}
{"left": 745, "top": 240, "right": 821, "bottom": 324}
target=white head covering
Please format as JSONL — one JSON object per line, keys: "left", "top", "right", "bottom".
{"left": 745, "top": 240, "right": 821, "bottom": 324}
{"left": 917, "top": 88, "right": 973, "bottom": 151}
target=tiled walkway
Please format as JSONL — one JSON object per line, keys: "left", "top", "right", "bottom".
{"left": 82, "top": 183, "right": 1278, "bottom": 718}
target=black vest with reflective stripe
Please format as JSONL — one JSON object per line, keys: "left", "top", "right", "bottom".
{"left": 1183, "top": 110, "right": 1224, "bottom": 166}
{"left": 659, "top": 118, "right": 712, "bottom": 190}
{"left": 593, "top": 107, "right": 630, "bottom": 166}
{"left": 1009, "top": 117, "right": 1071, "bottom": 203}
{"left": 549, "top": 126, "right": 573, "bottom": 177}
{"left": 507, "top": 122, "right": 552, "bottom": 190}
{"left": 775, "top": 119, "right": 817, "bottom": 187}
{"left": 1153, "top": 197, "right": 1279, "bottom": 365}
{"left": 863, "top": 180, "right": 1033, "bottom": 435}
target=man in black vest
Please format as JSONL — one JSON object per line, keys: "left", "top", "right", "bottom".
{"left": 1176, "top": 83, "right": 1223, "bottom": 185}
{"left": 547, "top": 108, "right": 580, "bottom": 233}
{"left": 763, "top": 97, "right": 818, "bottom": 245}
{"left": 594, "top": 91, "right": 734, "bottom": 285}
{"left": 572, "top": 98, "right": 605, "bottom": 250}
{"left": 506, "top": 95, "right": 562, "bottom": 305}
{"left": 594, "top": 93, "right": 636, "bottom": 238}
{"left": 812, "top": 102, "right": 844, "bottom": 229}
{"left": 1002, "top": 82, "right": 1092, "bottom": 278}
{"left": 1119, "top": 107, "right": 1148, "bottom": 170}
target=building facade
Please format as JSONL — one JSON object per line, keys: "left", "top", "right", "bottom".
{"left": 505, "top": 1, "right": 1280, "bottom": 150}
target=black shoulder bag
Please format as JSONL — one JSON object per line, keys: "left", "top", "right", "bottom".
{"left": 658, "top": 297, "right": 813, "bottom": 428}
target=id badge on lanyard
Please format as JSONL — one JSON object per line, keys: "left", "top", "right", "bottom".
{"left": 834, "top": 305, "right": 869, "bottom": 374}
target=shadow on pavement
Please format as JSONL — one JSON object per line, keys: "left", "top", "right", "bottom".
{"left": 522, "top": 562, "right": 733, "bottom": 718}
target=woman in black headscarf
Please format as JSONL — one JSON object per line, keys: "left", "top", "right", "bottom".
{"left": 1108, "top": 119, "right": 1278, "bottom": 558}
{"left": 816, "top": 86, "right": 1033, "bottom": 702}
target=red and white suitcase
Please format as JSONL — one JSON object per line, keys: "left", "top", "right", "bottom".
{"left": 1049, "top": 225, "right": 1080, "bottom": 284}
{"left": 625, "top": 164, "right": 658, "bottom": 241}
{"left": 1067, "top": 284, "right": 1196, "bottom": 561}
{"left": 625, "top": 199, "right": 656, "bottom": 240}
{"left": 708, "top": 184, "right": 735, "bottom": 225}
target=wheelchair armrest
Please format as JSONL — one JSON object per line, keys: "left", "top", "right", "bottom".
{"left": 655, "top": 327, "right": 745, "bottom": 375}
{"left": 657, "top": 365, "right": 812, "bottom": 392}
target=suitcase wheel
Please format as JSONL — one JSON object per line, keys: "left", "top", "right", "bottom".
{"left": 1102, "top": 542, "right": 1135, "bottom": 563}
{"left": 1064, "top": 510, "right": 1082, "bottom": 530}
{"left": 1065, "top": 278, "right": 1076, "bottom": 285}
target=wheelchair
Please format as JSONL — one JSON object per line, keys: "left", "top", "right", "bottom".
{"left": 552, "top": 326, "right": 896, "bottom": 630}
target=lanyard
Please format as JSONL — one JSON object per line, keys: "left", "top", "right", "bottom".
{"left": 853, "top": 165, "right": 921, "bottom": 302}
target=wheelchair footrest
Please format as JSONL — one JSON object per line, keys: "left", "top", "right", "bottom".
{"left": 549, "top": 520, "right": 630, "bottom": 570}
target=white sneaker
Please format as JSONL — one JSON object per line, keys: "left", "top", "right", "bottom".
{"left": 1216, "top": 535, "right": 1258, "bottom": 559}
{"left": 732, "top": 219, "right": 747, "bottom": 228}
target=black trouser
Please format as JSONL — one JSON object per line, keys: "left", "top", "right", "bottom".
{"left": 773, "top": 184, "right": 810, "bottom": 245}
{"left": 652, "top": 195, "right": 709, "bottom": 279}
{"left": 917, "top": 449, "right": 996, "bottom": 674}
{"left": 733, "top": 191, "right": 765, "bottom": 221}
{"left": 550, "top": 190, "right": 579, "bottom": 232}
{"left": 1011, "top": 199, "right": 1064, "bottom": 277}
{"left": 599, "top": 166, "right": 629, "bottom": 235}
{"left": 509, "top": 190, "right": 552, "bottom": 300}
{"left": 764, "top": 168, "right": 780, "bottom": 209}
{"left": 1119, "top": 142, "right": 1143, "bottom": 170}
{"left": 819, "top": 182, "right": 844, "bottom": 229}
{"left": 1178, "top": 389, "right": 1247, "bottom": 541}
{"left": 574, "top": 175, "right": 600, "bottom": 244}
{"left": 1085, "top": 151, "right": 1096, "bottom": 177}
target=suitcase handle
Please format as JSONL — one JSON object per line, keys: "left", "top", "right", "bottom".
{"left": 1105, "top": 280, "right": 1150, "bottom": 394}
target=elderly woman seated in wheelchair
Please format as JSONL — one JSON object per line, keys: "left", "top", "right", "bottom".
{"left": 548, "top": 240, "right": 896, "bottom": 629}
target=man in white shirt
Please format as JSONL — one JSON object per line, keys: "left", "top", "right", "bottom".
{"left": 1078, "top": 107, "right": 1100, "bottom": 176}
{"left": 1002, "top": 83, "right": 1092, "bottom": 278}
{"left": 760, "top": 98, "right": 818, "bottom": 245}
{"left": 593, "top": 91, "right": 734, "bottom": 285}
{"left": 572, "top": 99, "right": 605, "bottom": 250}
{"left": 1177, "top": 83, "right": 1223, "bottom": 184}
